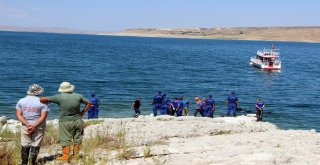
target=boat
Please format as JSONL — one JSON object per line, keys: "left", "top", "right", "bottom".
{"left": 250, "top": 44, "right": 281, "bottom": 70}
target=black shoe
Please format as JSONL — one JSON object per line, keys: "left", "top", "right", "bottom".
{"left": 30, "top": 147, "right": 40, "bottom": 165}
{"left": 21, "top": 146, "right": 30, "bottom": 165}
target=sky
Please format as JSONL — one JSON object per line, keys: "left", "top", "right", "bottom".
{"left": 0, "top": 0, "right": 319, "bottom": 31}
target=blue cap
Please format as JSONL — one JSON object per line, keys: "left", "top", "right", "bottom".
{"left": 157, "top": 91, "right": 161, "bottom": 94}
{"left": 209, "top": 94, "right": 212, "bottom": 97}
{"left": 91, "top": 93, "right": 96, "bottom": 97}
{"left": 231, "top": 91, "right": 235, "bottom": 94}
{"left": 163, "top": 94, "right": 166, "bottom": 96}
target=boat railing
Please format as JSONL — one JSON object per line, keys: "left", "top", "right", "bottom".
{"left": 257, "top": 49, "right": 280, "bottom": 57}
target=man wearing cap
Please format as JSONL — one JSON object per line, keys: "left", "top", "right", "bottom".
{"left": 226, "top": 91, "right": 239, "bottom": 117}
{"left": 40, "top": 82, "right": 91, "bottom": 161}
{"left": 16, "top": 84, "right": 49, "bottom": 165}
{"left": 87, "top": 94, "right": 100, "bottom": 119}
{"left": 152, "top": 91, "right": 163, "bottom": 116}
{"left": 204, "top": 95, "right": 215, "bottom": 118}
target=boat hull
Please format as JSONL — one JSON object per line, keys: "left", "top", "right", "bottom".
{"left": 250, "top": 61, "right": 281, "bottom": 70}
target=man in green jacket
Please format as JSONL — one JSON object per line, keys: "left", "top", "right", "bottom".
{"left": 41, "top": 82, "right": 91, "bottom": 161}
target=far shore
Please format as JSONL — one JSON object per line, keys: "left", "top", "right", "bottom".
{"left": 1, "top": 26, "right": 320, "bottom": 43}
{"left": 109, "top": 27, "right": 320, "bottom": 43}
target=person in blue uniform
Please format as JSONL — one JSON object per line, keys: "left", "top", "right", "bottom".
{"left": 193, "top": 97, "right": 205, "bottom": 117}
{"left": 181, "top": 97, "right": 190, "bottom": 116}
{"left": 204, "top": 95, "right": 215, "bottom": 118}
{"left": 256, "top": 99, "right": 265, "bottom": 121}
{"left": 226, "top": 91, "right": 238, "bottom": 117}
{"left": 88, "top": 94, "right": 100, "bottom": 119}
{"left": 166, "top": 97, "right": 172, "bottom": 115}
{"left": 170, "top": 98, "right": 180, "bottom": 116}
{"left": 152, "top": 91, "right": 163, "bottom": 116}
{"left": 160, "top": 94, "right": 170, "bottom": 115}
{"left": 176, "top": 98, "right": 184, "bottom": 117}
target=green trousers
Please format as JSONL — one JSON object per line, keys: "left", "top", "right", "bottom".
{"left": 59, "top": 119, "right": 84, "bottom": 146}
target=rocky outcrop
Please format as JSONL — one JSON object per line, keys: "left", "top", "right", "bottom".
{"left": 2, "top": 115, "right": 320, "bottom": 164}
{"left": 82, "top": 115, "right": 320, "bottom": 165}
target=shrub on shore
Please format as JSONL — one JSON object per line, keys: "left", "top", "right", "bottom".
{"left": 42, "top": 124, "right": 59, "bottom": 147}
{"left": 0, "top": 129, "right": 21, "bottom": 165}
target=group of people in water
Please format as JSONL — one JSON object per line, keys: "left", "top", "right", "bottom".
{"left": 153, "top": 91, "right": 240, "bottom": 117}
{"left": 132, "top": 91, "right": 265, "bottom": 120}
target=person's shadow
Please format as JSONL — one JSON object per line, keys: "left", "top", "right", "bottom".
{"left": 37, "top": 154, "right": 61, "bottom": 164}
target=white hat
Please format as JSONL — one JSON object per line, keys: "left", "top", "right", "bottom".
{"left": 27, "top": 84, "right": 44, "bottom": 96}
{"left": 58, "top": 82, "right": 74, "bottom": 93}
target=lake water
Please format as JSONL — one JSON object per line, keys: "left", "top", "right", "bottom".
{"left": 0, "top": 31, "right": 319, "bottom": 131}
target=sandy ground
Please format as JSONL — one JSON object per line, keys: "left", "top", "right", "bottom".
{"left": 112, "top": 27, "right": 320, "bottom": 43}
{"left": 1, "top": 115, "right": 315, "bottom": 164}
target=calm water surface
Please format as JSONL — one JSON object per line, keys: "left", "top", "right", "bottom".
{"left": 0, "top": 31, "right": 319, "bottom": 131}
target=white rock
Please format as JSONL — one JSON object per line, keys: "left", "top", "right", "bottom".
{"left": 4, "top": 115, "right": 320, "bottom": 164}
{"left": 0, "top": 116, "right": 7, "bottom": 124}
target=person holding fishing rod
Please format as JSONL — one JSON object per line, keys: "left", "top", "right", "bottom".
{"left": 255, "top": 98, "right": 265, "bottom": 121}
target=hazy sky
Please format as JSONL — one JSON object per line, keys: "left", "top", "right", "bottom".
{"left": 0, "top": 0, "right": 319, "bottom": 31}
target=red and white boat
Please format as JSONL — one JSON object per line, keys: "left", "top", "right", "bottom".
{"left": 250, "top": 44, "right": 281, "bottom": 70}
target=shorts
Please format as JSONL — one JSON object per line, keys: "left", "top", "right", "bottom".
{"left": 59, "top": 119, "right": 84, "bottom": 146}
{"left": 21, "top": 125, "right": 46, "bottom": 147}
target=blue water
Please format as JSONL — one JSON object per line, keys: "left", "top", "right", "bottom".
{"left": 0, "top": 31, "right": 319, "bottom": 131}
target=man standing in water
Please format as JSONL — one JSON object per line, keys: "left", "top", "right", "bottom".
{"left": 204, "top": 95, "right": 215, "bottom": 118}
{"left": 193, "top": 97, "right": 204, "bottom": 117}
{"left": 226, "top": 91, "right": 238, "bottom": 117}
{"left": 87, "top": 93, "right": 100, "bottom": 119}
{"left": 256, "top": 98, "right": 265, "bottom": 121}
{"left": 40, "top": 82, "right": 91, "bottom": 161}
{"left": 152, "top": 91, "right": 163, "bottom": 116}
{"left": 160, "top": 94, "right": 170, "bottom": 115}
{"left": 132, "top": 98, "right": 141, "bottom": 117}
{"left": 16, "top": 84, "right": 49, "bottom": 165}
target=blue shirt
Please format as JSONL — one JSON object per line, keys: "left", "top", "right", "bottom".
{"left": 181, "top": 100, "right": 189, "bottom": 109}
{"left": 256, "top": 101, "right": 265, "bottom": 108}
{"left": 153, "top": 94, "right": 163, "bottom": 104}
{"left": 200, "top": 101, "right": 205, "bottom": 109}
{"left": 227, "top": 95, "right": 238, "bottom": 104}
{"left": 161, "top": 98, "right": 170, "bottom": 105}
{"left": 90, "top": 97, "right": 100, "bottom": 106}
{"left": 206, "top": 98, "right": 215, "bottom": 106}
{"left": 196, "top": 102, "right": 202, "bottom": 109}
{"left": 178, "top": 100, "right": 184, "bottom": 110}
{"left": 171, "top": 100, "right": 180, "bottom": 110}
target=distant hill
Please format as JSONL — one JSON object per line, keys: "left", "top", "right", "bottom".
{"left": 1, "top": 25, "right": 319, "bottom": 43}
{"left": 114, "top": 27, "right": 320, "bottom": 43}
{"left": 0, "top": 25, "right": 90, "bottom": 34}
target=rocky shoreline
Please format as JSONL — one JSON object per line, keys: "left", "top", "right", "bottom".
{"left": 1, "top": 115, "right": 320, "bottom": 164}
